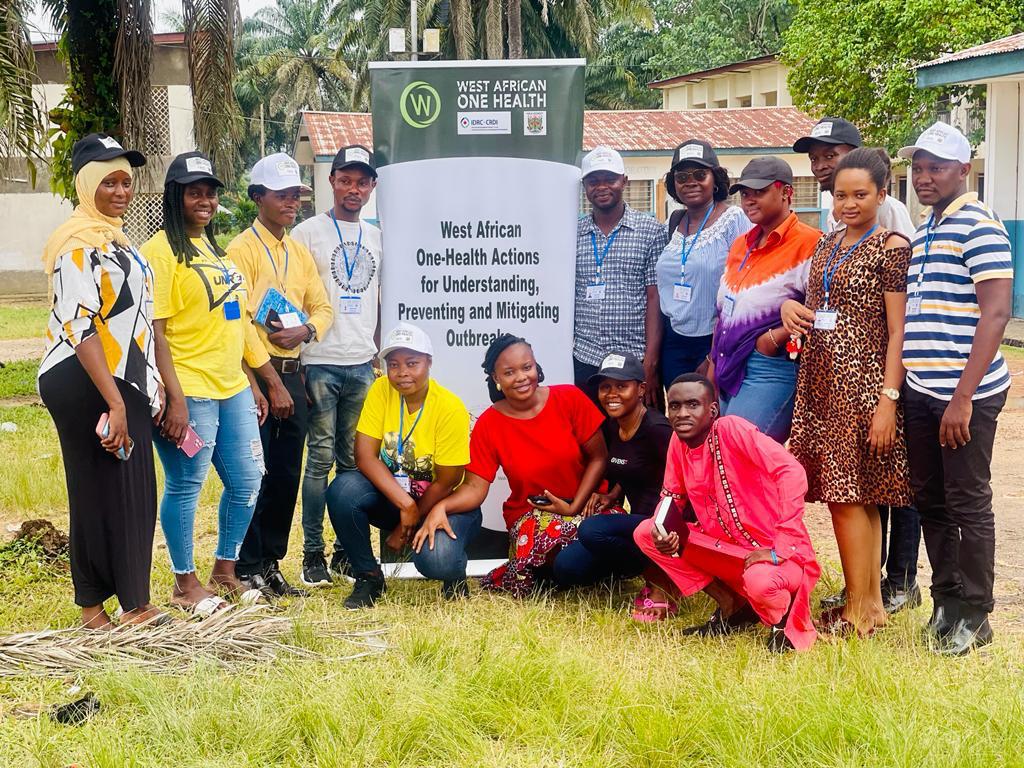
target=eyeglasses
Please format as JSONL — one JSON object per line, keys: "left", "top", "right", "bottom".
{"left": 673, "top": 168, "right": 710, "bottom": 184}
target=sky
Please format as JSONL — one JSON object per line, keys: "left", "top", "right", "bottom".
{"left": 27, "top": 0, "right": 276, "bottom": 40}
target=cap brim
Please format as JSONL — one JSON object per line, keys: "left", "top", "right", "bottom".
{"left": 262, "top": 181, "right": 314, "bottom": 193}
{"left": 792, "top": 135, "right": 848, "bottom": 153}
{"left": 332, "top": 161, "right": 378, "bottom": 178}
{"left": 75, "top": 148, "right": 147, "bottom": 174}
{"left": 380, "top": 344, "right": 432, "bottom": 359}
{"left": 587, "top": 370, "right": 643, "bottom": 385}
{"left": 173, "top": 172, "right": 225, "bottom": 187}
{"left": 729, "top": 178, "right": 776, "bottom": 194}
{"left": 670, "top": 158, "right": 716, "bottom": 170}
{"left": 582, "top": 169, "right": 625, "bottom": 179}
{"left": 896, "top": 144, "right": 966, "bottom": 162}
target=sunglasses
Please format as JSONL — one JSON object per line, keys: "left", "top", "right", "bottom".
{"left": 673, "top": 168, "right": 711, "bottom": 184}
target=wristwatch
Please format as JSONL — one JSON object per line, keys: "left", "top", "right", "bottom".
{"left": 880, "top": 387, "right": 900, "bottom": 402}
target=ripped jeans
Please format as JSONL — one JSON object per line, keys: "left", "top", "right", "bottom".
{"left": 154, "top": 388, "right": 265, "bottom": 574}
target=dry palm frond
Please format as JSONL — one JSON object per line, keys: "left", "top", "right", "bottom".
{"left": 449, "top": 0, "right": 473, "bottom": 58}
{"left": 0, "top": 607, "right": 388, "bottom": 678}
{"left": 114, "top": 0, "right": 154, "bottom": 184}
{"left": 483, "top": 0, "right": 503, "bottom": 58}
{"left": 0, "top": 0, "right": 44, "bottom": 187}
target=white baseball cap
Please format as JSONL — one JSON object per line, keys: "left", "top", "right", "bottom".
{"left": 250, "top": 152, "right": 312, "bottom": 192}
{"left": 380, "top": 322, "right": 434, "bottom": 359}
{"left": 581, "top": 146, "right": 625, "bottom": 178}
{"left": 897, "top": 122, "right": 971, "bottom": 164}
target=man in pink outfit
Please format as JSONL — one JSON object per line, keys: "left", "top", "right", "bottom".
{"left": 633, "top": 374, "right": 820, "bottom": 651}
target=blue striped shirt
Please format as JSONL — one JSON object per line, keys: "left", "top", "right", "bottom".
{"left": 902, "top": 192, "right": 1013, "bottom": 401}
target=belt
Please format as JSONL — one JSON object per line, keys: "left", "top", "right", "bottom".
{"left": 270, "top": 356, "right": 301, "bottom": 375}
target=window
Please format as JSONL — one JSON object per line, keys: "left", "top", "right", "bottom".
{"left": 713, "top": 99, "right": 728, "bottom": 109}
{"left": 123, "top": 192, "right": 164, "bottom": 245}
{"left": 762, "top": 91, "right": 778, "bottom": 107}
{"left": 692, "top": 102, "right": 706, "bottom": 110}
{"left": 898, "top": 176, "right": 908, "bottom": 204}
{"left": 976, "top": 173, "right": 985, "bottom": 202}
{"left": 738, "top": 96, "right": 752, "bottom": 108}
{"left": 145, "top": 86, "right": 171, "bottom": 156}
{"left": 791, "top": 177, "right": 819, "bottom": 209}
{"left": 579, "top": 179, "right": 654, "bottom": 215}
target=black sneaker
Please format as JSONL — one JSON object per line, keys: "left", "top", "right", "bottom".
{"left": 238, "top": 572, "right": 278, "bottom": 601}
{"left": 882, "top": 581, "right": 922, "bottom": 614}
{"left": 329, "top": 551, "right": 356, "bottom": 584}
{"left": 442, "top": 579, "right": 470, "bottom": 600}
{"left": 264, "top": 566, "right": 308, "bottom": 598}
{"left": 301, "top": 552, "right": 333, "bottom": 588}
{"left": 820, "top": 588, "right": 846, "bottom": 610}
{"left": 344, "top": 573, "right": 386, "bottom": 609}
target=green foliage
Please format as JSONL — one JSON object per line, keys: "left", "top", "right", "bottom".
{"left": 782, "top": 0, "right": 1021, "bottom": 150}
{"left": 0, "top": 360, "right": 39, "bottom": 399}
{"left": 0, "top": 302, "right": 48, "bottom": 341}
{"left": 0, "top": 0, "right": 45, "bottom": 187}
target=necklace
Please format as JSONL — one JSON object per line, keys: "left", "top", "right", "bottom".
{"left": 620, "top": 405, "right": 647, "bottom": 441}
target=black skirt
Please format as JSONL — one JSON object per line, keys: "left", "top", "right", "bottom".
{"left": 39, "top": 356, "right": 157, "bottom": 611}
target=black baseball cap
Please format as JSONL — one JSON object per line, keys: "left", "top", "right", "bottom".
{"left": 331, "top": 144, "right": 377, "bottom": 178}
{"left": 588, "top": 351, "right": 646, "bottom": 385}
{"left": 670, "top": 139, "right": 719, "bottom": 170}
{"left": 729, "top": 157, "right": 794, "bottom": 194}
{"left": 164, "top": 151, "right": 223, "bottom": 187}
{"left": 792, "top": 117, "right": 862, "bottom": 153}
{"left": 71, "top": 132, "right": 146, "bottom": 175}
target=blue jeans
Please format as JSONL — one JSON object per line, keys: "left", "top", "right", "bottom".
{"left": 327, "top": 470, "right": 482, "bottom": 585}
{"left": 301, "top": 362, "right": 375, "bottom": 556}
{"left": 879, "top": 505, "right": 921, "bottom": 589}
{"left": 719, "top": 351, "right": 797, "bottom": 443}
{"left": 661, "top": 323, "right": 713, "bottom": 388}
{"left": 553, "top": 513, "right": 649, "bottom": 587}
{"left": 154, "top": 389, "right": 265, "bottom": 574}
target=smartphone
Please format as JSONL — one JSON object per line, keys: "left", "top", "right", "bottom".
{"left": 527, "top": 494, "right": 552, "bottom": 507}
{"left": 95, "top": 413, "right": 134, "bottom": 461}
{"left": 178, "top": 425, "right": 205, "bottom": 458}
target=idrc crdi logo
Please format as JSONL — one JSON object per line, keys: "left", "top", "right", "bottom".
{"left": 400, "top": 81, "right": 441, "bottom": 128}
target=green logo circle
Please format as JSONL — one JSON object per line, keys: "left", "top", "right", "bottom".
{"left": 400, "top": 81, "right": 441, "bottom": 128}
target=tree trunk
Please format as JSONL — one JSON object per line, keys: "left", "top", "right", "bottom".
{"left": 505, "top": 0, "right": 522, "bottom": 59}
{"left": 484, "top": 0, "right": 503, "bottom": 59}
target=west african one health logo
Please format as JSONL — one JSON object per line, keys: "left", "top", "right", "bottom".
{"left": 459, "top": 116, "right": 470, "bottom": 129}
{"left": 400, "top": 81, "right": 441, "bottom": 128}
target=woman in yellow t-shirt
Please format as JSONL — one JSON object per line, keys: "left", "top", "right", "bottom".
{"left": 327, "top": 323, "right": 480, "bottom": 608}
{"left": 141, "top": 152, "right": 269, "bottom": 614}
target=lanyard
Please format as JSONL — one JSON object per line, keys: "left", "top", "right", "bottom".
{"left": 822, "top": 224, "right": 878, "bottom": 307}
{"left": 329, "top": 210, "right": 363, "bottom": 283}
{"left": 198, "top": 237, "right": 233, "bottom": 281}
{"left": 128, "top": 246, "right": 151, "bottom": 282}
{"left": 913, "top": 214, "right": 937, "bottom": 294}
{"left": 679, "top": 203, "right": 714, "bottom": 277}
{"left": 737, "top": 241, "right": 756, "bottom": 273}
{"left": 590, "top": 228, "right": 620, "bottom": 279}
{"left": 251, "top": 225, "right": 289, "bottom": 288}
{"left": 397, "top": 397, "right": 425, "bottom": 458}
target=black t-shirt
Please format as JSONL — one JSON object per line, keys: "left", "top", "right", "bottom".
{"left": 601, "top": 408, "right": 673, "bottom": 517}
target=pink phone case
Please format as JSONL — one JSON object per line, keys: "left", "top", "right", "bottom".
{"left": 179, "top": 426, "right": 205, "bottom": 458}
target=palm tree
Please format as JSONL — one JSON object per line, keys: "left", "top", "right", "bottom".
{"left": 0, "top": 0, "right": 44, "bottom": 184}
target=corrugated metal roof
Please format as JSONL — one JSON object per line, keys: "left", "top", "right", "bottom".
{"left": 920, "top": 33, "right": 1024, "bottom": 68}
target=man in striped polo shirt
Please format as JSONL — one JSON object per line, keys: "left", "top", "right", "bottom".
{"left": 898, "top": 122, "right": 1013, "bottom": 656}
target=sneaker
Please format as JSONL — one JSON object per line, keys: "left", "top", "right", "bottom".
{"left": 344, "top": 573, "right": 386, "bottom": 610}
{"left": 442, "top": 579, "right": 470, "bottom": 600}
{"left": 301, "top": 552, "right": 333, "bottom": 588}
{"left": 882, "top": 581, "right": 922, "bottom": 614}
{"left": 264, "top": 566, "right": 308, "bottom": 598}
{"left": 329, "top": 551, "right": 356, "bottom": 584}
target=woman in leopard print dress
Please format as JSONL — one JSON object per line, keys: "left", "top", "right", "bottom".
{"left": 784, "top": 149, "right": 912, "bottom": 638}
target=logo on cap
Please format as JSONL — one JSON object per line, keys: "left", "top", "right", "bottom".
{"left": 676, "top": 144, "right": 705, "bottom": 162}
{"left": 276, "top": 160, "right": 299, "bottom": 175}
{"left": 921, "top": 127, "right": 947, "bottom": 144}
{"left": 185, "top": 157, "right": 213, "bottom": 174}
{"left": 99, "top": 136, "right": 123, "bottom": 150}
{"left": 345, "top": 147, "right": 371, "bottom": 164}
{"left": 391, "top": 329, "right": 414, "bottom": 343}
{"left": 400, "top": 81, "right": 441, "bottom": 129}
{"left": 811, "top": 122, "right": 834, "bottom": 138}
{"left": 602, "top": 354, "right": 626, "bottom": 369}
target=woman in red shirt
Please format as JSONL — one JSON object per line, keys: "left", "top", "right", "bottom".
{"left": 414, "top": 334, "right": 607, "bottom": 596}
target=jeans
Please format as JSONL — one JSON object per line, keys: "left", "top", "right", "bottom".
{"left": 301, "top": 362, "right": 375, "bottom": 556}
{"left": 154, "top": 389, "right": 264, "bottom": 574}
{"left": 878, "top": 505, "right": 921, "bottom": 589}
{"left": 237, "top": 368, "right": 309, "bottom": 577}
{"left": 661, "top": 323, "right": 712, "bottom": 388}
{"left": 553, "top": 513, "right": 649, "bottom": 587}
{"left": 904, "top": 386, "right": 1006, "bottom": 614}
{"left": 719, "top": 351, "right": 797, "bottom": 443}
{"left": 327, "top": 470, "right": 482, "bottom": 584}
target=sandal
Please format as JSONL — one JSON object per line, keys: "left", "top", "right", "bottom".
{"left": 188, "top": 595, "right": 230, "bottom": 619}
{"left": 633, "top": 585, "right": 652, "bottom": 608}
{"left": 632, "top": 598, "right": 678, "bottom": 623}
{"left": 113, "top": 607, "right": 178, "bottom": 627}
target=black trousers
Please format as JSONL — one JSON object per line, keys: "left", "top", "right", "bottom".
{"left": 39, "top": 357, "right": 157, "bottom": 611}
{"left": 904, "top": 386, "right": 1006, "bottom": 613}
{"left": 573, "top": 357, "right": 601, "bottom": 405}
{"left": 237, "top": 367, "right": 309, "bottom": 576}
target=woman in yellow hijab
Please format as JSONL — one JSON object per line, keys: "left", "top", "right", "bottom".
{"left": 38, "top": 133, "right": 171, "bottom": 629}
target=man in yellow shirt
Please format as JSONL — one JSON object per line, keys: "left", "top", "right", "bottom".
{"left": 227, "top": 152, "right": 333, "bottom": 598}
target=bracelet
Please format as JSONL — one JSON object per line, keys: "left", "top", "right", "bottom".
{"left": 304, "top": 323, "right": 316, "bottom": 343}
{"left": 770, "top": 548, "right": 779, "bottom": 565}
{"left": 768, "top": 328, "right": 782, "bottom": 348}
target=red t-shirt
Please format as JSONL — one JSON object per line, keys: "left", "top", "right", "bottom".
{"left": 468, "top": 384, "right": 606, "bottom": 529}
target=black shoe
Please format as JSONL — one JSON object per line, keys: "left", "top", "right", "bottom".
{"left": 300, "top": 552, "right": 333, "bottom": 588}
{"left": 683, "top": 603, "right": 760, "bottom": 637}
{"left": 264, "top": 566, "right": 308, "bottom": 598}
{"left": 882, "top": 582, "right": 922, "bottom": 614}
{"left": 922, "top": 595, "right": 960, "bottom": 646}
{"left": 344, "top": 573, "right": 386, "bottom": 610}
{"left": 936, "top": 604, "right": 993, "bottom": 656}
{"left": 238, "top": 572, "right": 277, "bottom": 600}
{"left": 767, "top": 623, "right": 794, "bottom": 653}
{"left": 820, "top": 588, "right": 846, "bottom": 610}
{"left": 329, "top": 551, "right": 356, "bottom": 584}
{"left": 442, "top": 579, "right": 470, "bottom": 600}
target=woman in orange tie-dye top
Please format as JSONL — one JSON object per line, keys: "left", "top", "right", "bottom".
{"left": 708, "top": 157, "right": 821, "bottom": 443}
{"left": 38, "top": 133, "right": 170, "bottom": 630}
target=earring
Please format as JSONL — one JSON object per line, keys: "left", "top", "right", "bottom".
{"left": 496, "top": 383, "right": 502, "bottom": 392}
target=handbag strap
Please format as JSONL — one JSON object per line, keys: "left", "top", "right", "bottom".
{"left": 710, "top": 422, "right": 761, "bottom": 548}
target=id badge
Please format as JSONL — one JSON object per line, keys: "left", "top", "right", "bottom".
{"left": 814, "top": 310, "right": 838, "bottom": 330}
{"left": 673, "top": 283, "right": 693, "bottom": 303}
{"left": 586, "top": 282, "right": 606, "bottom": 301}
{"left": 278, "top": 311, "right": 302, "bottom": 329}
{"left": 393, "top": 471, "right": 411, "bottom": 492}
{"left": 722, "top": 294, "right": 736, "bottom": 318}
{"left": 907, "top": 295, "right": 922, "bottom": 316}
{"left": 339, "top": 295, "right": 362, "bottom": 315}
{"left": 223, "top": 299, "right": 241, "bottom": 321}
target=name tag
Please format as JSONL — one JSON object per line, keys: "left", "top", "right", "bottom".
{"left": 814, "top": 310, "right": 838, "bottom": 330}
{"left": 278, "top": 311, "right": 302, "bottom": 329}
{"left": 586, "top": 282, "right": 607, "bottom": 301}
{"left": 223, "top": 299, "right": 241, "bottom": 321}
{"left": 722, "top": 295, "right": 736, "bottom": 318}
{"left": 907, "top": 295, "right": 922, "bottom": 316}
{"left": 393, "top": 471, "right": 411, "bottom": 493}
{"left": 673, "top": 283, "right": 693, "bottom": 303}
{"left": 339, "top": 295, "right": 362, "bottom": 315}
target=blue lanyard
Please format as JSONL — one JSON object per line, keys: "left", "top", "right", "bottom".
{"left": 914, "top": 214, "right": 937, "bottom": 292}
{"left": 822, "top": 224, "right": 878, "bottom": 307}
{"left": 590, "top": 228, "right": 620, "bottom": 278}
{"left": 128, "top": 246, "right": 151, "bottom": 282}
{"left": 679, "top": 204, "right": 714, "bottom": 277}
{"left": 250, "top": 225, "right": 288, "bottom": 287}
{"left": 397, "top": 396, "right": 425, "bottom": 458}
{"left": 198, "top": 237, "right": 233, "bottom": 282}
{"left": 329, "top": 210, "right": 363, "bottom": 282}
{"left": 737, "top": 242, "right": 756, "bottom": 273}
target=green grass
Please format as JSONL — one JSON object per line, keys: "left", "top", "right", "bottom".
{"left": 0, "top": 360, "right": 39, "bottom": 399}
{"left": 0, "top": 302, "right": 48, "bottom": 341}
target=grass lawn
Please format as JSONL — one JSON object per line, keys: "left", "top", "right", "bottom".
{"left": 1, "top": 404, "right": 1024, "bottom": 767}
{"left": 0, "top": 360, "right": 39, "bottom": 399}
{"left": 0, "top": 302, "right": 48, "bottom": 341}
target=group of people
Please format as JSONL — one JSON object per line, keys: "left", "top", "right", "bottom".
{"left": 38, "top": 113, "right": 1012, "bottom": 656}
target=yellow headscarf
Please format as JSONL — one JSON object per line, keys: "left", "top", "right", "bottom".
{"left": 41, "top": 158, "right": 135, "bottom": 274}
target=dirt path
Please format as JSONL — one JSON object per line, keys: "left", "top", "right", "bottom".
{"left": 0, "top": 338, "right": 43, "bottom": 363}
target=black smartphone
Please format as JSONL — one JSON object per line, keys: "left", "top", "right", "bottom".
{"left": 527, "top": 494, "right": 552, "bottom": 506}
